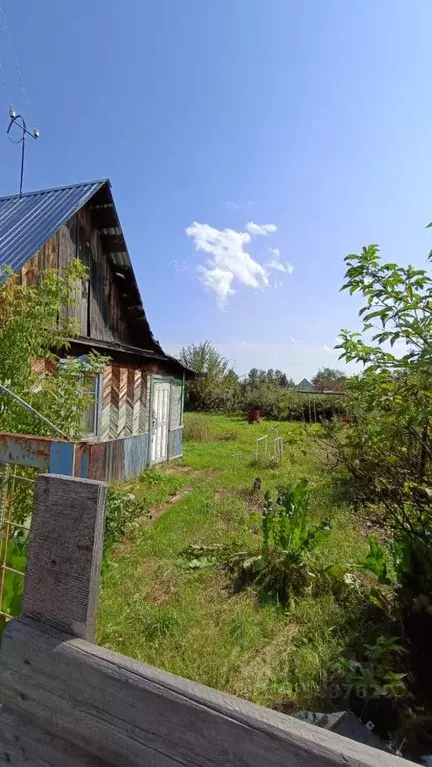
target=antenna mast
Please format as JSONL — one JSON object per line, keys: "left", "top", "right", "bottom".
{"left": 7, "top": 109, "right": 39, "bottom": 197}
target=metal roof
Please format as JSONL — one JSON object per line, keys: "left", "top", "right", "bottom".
{"left": 0, "top": 180, "right": 106, "bottom": 273}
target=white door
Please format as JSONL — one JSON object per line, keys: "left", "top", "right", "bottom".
{"left": 151, "top": 382, "right": 170, "bottom": 463}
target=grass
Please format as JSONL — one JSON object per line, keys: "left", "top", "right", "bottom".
{"left": 98, "top": 414, "right": 366, "bottom": 710}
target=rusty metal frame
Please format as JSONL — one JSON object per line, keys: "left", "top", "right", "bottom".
{"left": 0, "top": 463, "right": 34, "bottom": 620}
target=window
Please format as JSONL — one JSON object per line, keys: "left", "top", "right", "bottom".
{"left": 59, "top": 355, "right": 103, "bottom": 439}
{"left": 82, "top": 374, "right": 101, "bottom": 437}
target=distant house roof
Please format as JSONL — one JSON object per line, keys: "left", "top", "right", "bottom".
{"left": 0, "top": 179, "right": 190, "bottom": 374}
{"left": 296, "top": 378, "right": 315, "bottom": 392}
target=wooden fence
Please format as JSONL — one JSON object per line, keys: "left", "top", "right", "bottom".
{"left": 0, "top": 474, "right": 416, "bottom": 766}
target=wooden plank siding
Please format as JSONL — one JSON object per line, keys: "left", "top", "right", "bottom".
{"left": 100, "top": 366, "right": 112, "bottom": 441}
{"left": 18, "top": 206, "right": 137, "bottom": 348}
{"left": 101, "top": 365, "right": 150, "bottom": 441}
{"left": 117, "top": 367, "right": 128, "bottom": 437}
{"left": 109, "top": 366, "right": 120, "bottom": 439}
{"left": 132, "top": 370, "right": 141, "bottom": 435}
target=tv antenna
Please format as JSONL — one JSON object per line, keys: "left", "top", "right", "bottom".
{"left": 7, "top": 108, "right": 39, "bottom": 197}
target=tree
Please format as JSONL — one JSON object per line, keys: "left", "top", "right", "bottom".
{"left": 335, "top": 243, "right": 432, "bottom": 590}
{"left": 339, "top": 242, "right": 432, "bottom": 608}
{"left": 0, "top": 260, "right": 107, "bottom": 439}
{"left": 247, "top": 368, "right": 259, "bottom": 386}
{"left": 179, "top": 341, "right": 229, "bottom": 379}
{"left": 179, "top": 341, "right": 237, "bottom": 411}
{"left": 312, "top": 367, "right": 346, "bottom": 392}
{"left": 274, "top": 370, "right": 295, "bottom": 388}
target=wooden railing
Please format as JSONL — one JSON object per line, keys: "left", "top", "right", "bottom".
{"left": 0, "top": 474, "right": 415, "bottom": 766}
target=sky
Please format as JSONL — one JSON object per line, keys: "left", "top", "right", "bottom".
{"left": 0, "top": 1, "right": 432, "bottom": 380}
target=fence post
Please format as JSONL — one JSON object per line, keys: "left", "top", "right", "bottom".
{"left": 22, "top": 473, "right": 107, "bottom": 642}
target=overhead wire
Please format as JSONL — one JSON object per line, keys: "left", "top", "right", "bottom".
{"left": 0, "top": 3, "right": 36, "bottom": 127}
{"left": 0, "top": 54, "right": 11, "bottom": 107}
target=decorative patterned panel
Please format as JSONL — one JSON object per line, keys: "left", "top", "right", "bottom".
{"left": 125, "top": 369, "right": 135, "bottom": 436}
{"left": 100, "top": 366, "right": 112, "bottom": 441}
{"left": 139, "top": 373, "right": 149, "bottom": 434}
{"left": 117, "top": 368, "right": 128, "bottom": 437}
{"left": 109, "top": 366, "right": 120, "bottom": 439}
{"left": 132, "top": 370, "right": 141, "bottom": 435}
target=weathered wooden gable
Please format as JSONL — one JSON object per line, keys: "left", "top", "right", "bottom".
{"left": 20, "top": 208, "right": 141, "bottom": 348}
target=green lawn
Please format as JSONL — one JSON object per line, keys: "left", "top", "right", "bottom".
{"left": 98, "top": 413, "right": 365, "bottom": 710}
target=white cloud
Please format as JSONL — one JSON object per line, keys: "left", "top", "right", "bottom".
{"left": 268, "top": 247, "right": 280, "bottom": 258}
{"left": 225, "top": 200, "right": 252, "bottom": 210}
{"left": 186, "top": 221, "right": 271, "bottom": 306}
{"left": 245, "top": 222, "right": 277, "bottom": 236}
{"left": 185, "top": 219, "right": 295, "bottom": 306}
{"left": 197, "top": 265, "right": 235, "bottom": 304}
{"left": 323, "top": 345, "right": 332, "bottom": 352}
{"left": 267, "top": 260, "right": 294, "bottom": 274}
{"left": 173, "top": 258, "right": 191, "bottom": 272}
{"left": 265, "top": 246, "right": 294, "bottom": 275}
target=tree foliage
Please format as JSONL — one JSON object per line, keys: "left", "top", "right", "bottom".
{"left": 179, "top": 342, "right": 344, "bottom": 420}
{"left": 179, "top": 342, "right": 239, "bottom": 412}
{"left": 312, "top": 367, "right": 346, "bottom": 392}
{"left": 0, "top": 260, "right": 107, "bottom": 439}
{"left": 334, "top": 242, "right": 432, "bottom": 601}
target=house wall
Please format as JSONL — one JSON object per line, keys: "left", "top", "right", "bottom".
{"left": 20, "top": 209, "right": 140, "bottom": 348}
{"left": 95, "top": 363, "right": 183, "bottom": 479}
{"left": 31, "top": 358, "right": 184, "bottom": 478}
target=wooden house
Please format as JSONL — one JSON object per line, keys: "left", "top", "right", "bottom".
{"left": 0, "top": 179, "right": 190, "bottom": 481}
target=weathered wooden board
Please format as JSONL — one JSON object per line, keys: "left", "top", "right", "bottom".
{"left": 0, "top": 707, "right": 106, "bottom": 766}
{"left": 22, "top": 474, "right": 106, "bottom": 641}
{"left": 0, "top": 618, "right": 415, "bottom": 767}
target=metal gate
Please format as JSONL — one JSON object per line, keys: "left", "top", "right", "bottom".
{"left": 0, "top": 462, "right": 36, "bottom": 624}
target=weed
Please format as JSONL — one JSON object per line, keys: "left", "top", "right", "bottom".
{"left": 105, "top": 487, "right": 139, "bottom": 542}
{"left": 184, "top": 418, "right": 211, "bottom": 442}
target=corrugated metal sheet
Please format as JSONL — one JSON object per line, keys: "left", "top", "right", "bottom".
{"left": 0, "top": 180, "right": 105, "bottom": 274}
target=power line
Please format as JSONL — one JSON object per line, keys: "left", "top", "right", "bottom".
{"left": 0, "top": 54, "right": 11, "bottom": 106}
{"left": 0, "top": 4, "right": 36, "bottom": 128}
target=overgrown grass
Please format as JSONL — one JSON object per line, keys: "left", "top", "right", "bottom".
{"left": 98, "top": 414, "right": 365, "bottom": 710}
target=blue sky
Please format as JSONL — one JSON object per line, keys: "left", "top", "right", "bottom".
{"left": 1, "top": 1, "right": 432, "bottom": 380}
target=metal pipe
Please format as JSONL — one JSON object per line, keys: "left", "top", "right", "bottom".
{"left": 0, "top": 383, "right": 68, "bottom": 438}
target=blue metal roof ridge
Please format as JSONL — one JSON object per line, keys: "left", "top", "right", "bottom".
{"left": 0, "top": 178, "right": 108, "bottom": 202}
{"left": 0, "top": 180, "right": 108, "bottom": 276}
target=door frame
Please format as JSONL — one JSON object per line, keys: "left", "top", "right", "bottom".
{"left": 149, "top": 376, "right": 171, "bottom": 464}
